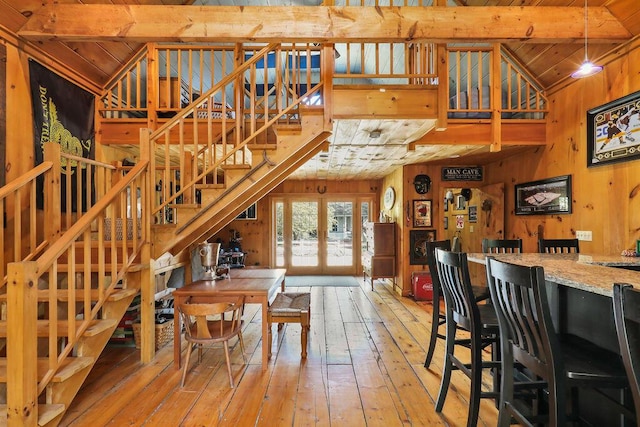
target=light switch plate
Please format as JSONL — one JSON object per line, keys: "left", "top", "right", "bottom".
{"left": 576, "top": 230, "right": 592, "bottom": 241}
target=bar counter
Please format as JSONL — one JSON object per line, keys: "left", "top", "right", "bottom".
{"left": 467, "top": 253, "right": 640, "bottom": 296}
{"left": 467, "top": 252, "right": 639, "bottom": 424}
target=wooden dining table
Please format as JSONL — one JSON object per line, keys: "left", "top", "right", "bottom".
{"left": 172, "top": 268, "right": 286, "bottom": 371}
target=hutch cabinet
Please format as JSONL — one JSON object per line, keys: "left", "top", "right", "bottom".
{"left": 362, "top": 222, "right": 396, "bottom": 290}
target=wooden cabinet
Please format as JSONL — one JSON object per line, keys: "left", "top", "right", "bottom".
{"left": 362, "top": 222, "right": 396, "bottom": 290}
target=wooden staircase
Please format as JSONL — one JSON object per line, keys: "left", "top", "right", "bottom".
{"left": 0, "top": 42, "right": 331, "bottom": 426}
{"left": 152, "top": 106, "right": 331, "bottom": 257}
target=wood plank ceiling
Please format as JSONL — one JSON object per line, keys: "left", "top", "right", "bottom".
{"left": 2, "top": 0, "right": 638, "bottom": 180}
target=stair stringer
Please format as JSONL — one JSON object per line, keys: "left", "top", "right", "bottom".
{"left": 42, "top": 273, "right": 142, "bottom": 427}
{"left": 153, "top": 111, "right": 331, "bottom": 257}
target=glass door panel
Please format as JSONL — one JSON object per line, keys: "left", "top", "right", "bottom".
{"left": 291, "top": 201, "right": 318, "bottom": 267}
{"left": 326, "top": 201, "right": 353, "bottom": 268}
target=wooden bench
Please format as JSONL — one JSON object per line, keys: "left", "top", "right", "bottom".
{"left": 267, "top": 292, "right": 310, "bottom": 359}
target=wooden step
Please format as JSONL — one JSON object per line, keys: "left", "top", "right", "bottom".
{"left": 57, "top": 288, "right": 138, "bottom": 302}
{"left": 0, "top": 288, "right": 137, "bottom": 303}
{"left": 272, "top": 123, "right": 302, "bottom": 135}
{"left": 0, "top": 356, "right": 94, "bottom": 383}
{"left": 220, "top": 163, "right": 251, "bottom": 170}
{"left": 194, "top": 183, "right": 225, "bottom": 190}
{"left": 0, "top": 319, "right": 118, "bottom": 338}
{"left": 54, "top": 263, "right": 144, "bottom": 273}
{"left": 0, "top": 404, "right": 65, "bottom": 426}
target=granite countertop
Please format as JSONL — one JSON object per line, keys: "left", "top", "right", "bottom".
{"left": 467, "top": 253, "right": 640, "bottom": 297}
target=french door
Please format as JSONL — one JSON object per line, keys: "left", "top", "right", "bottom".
{"left": 274, "top": 197, "right": 371, "bottom": 275}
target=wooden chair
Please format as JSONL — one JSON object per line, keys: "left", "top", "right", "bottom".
{"left": 423, "top": 240, "right": 491, "bottom": 368}
{"left": 482, "top": 238, "right": 522, "bottom": 254}
{"left": 613, "top": 283, "right": 640, "bottom": 422}
{"left": 486, "top": 257, "right": 630, "bottom": 426}
{"left": 433, "top": 248, "right": 501, "bottom": 427}
{"left": 538, "top": 238, "right": 580, "bottom": 253}
{"left": 178, "top": 296, "right": 246, "bottom": 388}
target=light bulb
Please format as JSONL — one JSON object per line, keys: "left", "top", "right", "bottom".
{"left": 571, "top": 60, "right": 603, "bottom": 79}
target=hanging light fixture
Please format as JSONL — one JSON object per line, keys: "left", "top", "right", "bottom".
{"left": 571, "top": 0, "right": 603, "bottom": 79}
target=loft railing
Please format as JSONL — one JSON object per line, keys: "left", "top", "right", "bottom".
{"left": 447, "top": 45, "right": 547, "bottom": 120}
{"left": 6, "top": 142, "right": 150, "bottom": 425}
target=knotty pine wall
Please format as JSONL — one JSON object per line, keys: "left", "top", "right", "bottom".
{"left": 484, "top": 42, "right": 640, "bottom": 255}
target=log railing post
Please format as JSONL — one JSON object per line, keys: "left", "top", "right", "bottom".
{"left": 6, "top": 261, "right": 39, "bottom": 427}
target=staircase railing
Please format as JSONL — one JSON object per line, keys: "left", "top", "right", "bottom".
{"left": 149, "top": 43, "right": 325, "bottom": 225}
{"left": 6, "top": 142, "right": 150, "bottom": 426}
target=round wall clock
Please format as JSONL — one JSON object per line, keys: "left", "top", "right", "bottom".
{"left": 383, "top": 186, "right": 396, "bottom": 210}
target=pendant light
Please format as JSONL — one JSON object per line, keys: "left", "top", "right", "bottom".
{"left": 571, "top": 0, "right": 603, "bottom": 78}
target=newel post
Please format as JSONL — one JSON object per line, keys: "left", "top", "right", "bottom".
{"left": 6, "top": 261, "right": 39, "bottom": 427}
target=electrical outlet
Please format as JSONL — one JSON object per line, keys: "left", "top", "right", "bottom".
{"left": 576, "top": 230, "right": 592, "bottom": 241}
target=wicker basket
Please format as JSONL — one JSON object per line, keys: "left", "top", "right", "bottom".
{"left": 132, "top": 321, "right": 173, "bottom": 350}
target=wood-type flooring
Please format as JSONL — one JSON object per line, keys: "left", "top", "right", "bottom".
{"left": 60, "top": 277, "right": 499, "bottom": 426}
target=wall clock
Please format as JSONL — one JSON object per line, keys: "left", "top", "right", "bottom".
{"left": 383, "top": 186, "right": 396, "bottom": 210}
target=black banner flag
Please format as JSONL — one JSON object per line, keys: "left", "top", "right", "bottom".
{"left": 29, "top": 60, "right": 95, "bottom": 211}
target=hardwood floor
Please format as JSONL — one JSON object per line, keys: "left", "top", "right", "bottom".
{"left": 61, "top": 278, "right": 499, "bottom": 426}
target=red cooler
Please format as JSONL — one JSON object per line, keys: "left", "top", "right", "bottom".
{"left": 412, "top": 272, "right": 433, "bottom": 301}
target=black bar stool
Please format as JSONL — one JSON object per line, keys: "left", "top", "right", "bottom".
{"left": 423, "top": 240, "right": 490, "bottom": 369}
{"left": 486, "top": 257, "right": 630, "bottom": 426}
{"left": 434, "top": 248, "right": 501, "bottom": 427}
{"left": 613, "top": 283, "right": 640, "bottom": 423}
{"left": 538, "top": 238, "right": 579, "bottom": 253}
{"left": 482, "top": 238, "right": 523, "bottom": 254}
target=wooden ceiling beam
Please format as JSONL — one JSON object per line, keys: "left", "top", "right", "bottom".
{"left": 18, "top": 5, "right": 631, "bottom": 44}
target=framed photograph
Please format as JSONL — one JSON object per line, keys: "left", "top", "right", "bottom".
{"left": 455, "top": 194, "right": 466, "bottom": 211}
{"left": 236, "top": 203, "right": 257, "bottom": 220}
{"left": 444, "top": 216, "right": 449, "bottom": 230}
{"left": 515, "top": 175, "right": 572, "bottom": 215}
{"left": 587, "top": 90, "right": 640, "bottom": 167}
{"left": 410, "top": 229, "right": 437, "bottom": 265}
{"left": 413, "top": 199, "right": 432, "bottom": 227}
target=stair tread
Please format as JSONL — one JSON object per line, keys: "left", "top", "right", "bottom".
{"left": 194, "top": 183, "right": 225, "bottom": 189}
{"left": 0, "top": 356, "right": 94, "bottom": 383}
{"left": 0, "top": 288, "right": 138, "bottom": 302}
{"left": 0, "top": 403, "right": 65, "bottom": 426}
{"left": 54, "top": 263, "right": 144, "bottom": 273}
{"left": 0, "top": 318, "right": 118, "bottom": 337}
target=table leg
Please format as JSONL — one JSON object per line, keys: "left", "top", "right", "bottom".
{"left": 262, "top": 297, "right": 269, "bottom": 370}
{"left": 174, "top": 295, "right": 182, "bottom": 369}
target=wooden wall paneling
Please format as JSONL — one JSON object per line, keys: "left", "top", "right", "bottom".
{"left": 379, "top": 167, "right": 403, "bottom": 294}
{"left": 486, "top": 44, "right": 640, "bottom": 255}
{"left": 0, "top": 41, "right": 5, "bottom": 188}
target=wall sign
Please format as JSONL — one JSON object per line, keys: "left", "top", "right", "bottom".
{"left": 441, "top": 166, "right": 483, "bottom": 181}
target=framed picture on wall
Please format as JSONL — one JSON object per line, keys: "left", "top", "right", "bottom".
{"left": 410, "top": 229, "right": 437, "bottom": 265}
{"left": 587, "top": 90, "right": 640, "bottom": 167}
{"left": 236, "top": 203, "right": 257, "bottom": 220}
{"left": 413, "top": 199, "right": 432, "bottom": 227}
{"left": 444, "top": 216, "right": 448, "bottom": 230}
{"left": 515, "top": 175, "right": 572, "bottom": 215}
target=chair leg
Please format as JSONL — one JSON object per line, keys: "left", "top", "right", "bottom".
{"left": 424, "top": 299, "right": 443, "bottom": 368}
{"left": 267, "top": 320, "right": 273, "bottom": 360}
{"left": 238, "top": 331, "right": 247, "bottom": 363}
{"left": 180, "top": 342, "right": 194, "bottom": 387}
{"left": 467, "top": 337, "right": 483, "bottom": 427}
{"left": 301, "top": 312, "right": 309, "bottom": 358}
{"left": 436, "top": 317, "right": 456, "bottom": 412}
{"left": 223, "top": 341, "right": 234, "bottom": 388}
